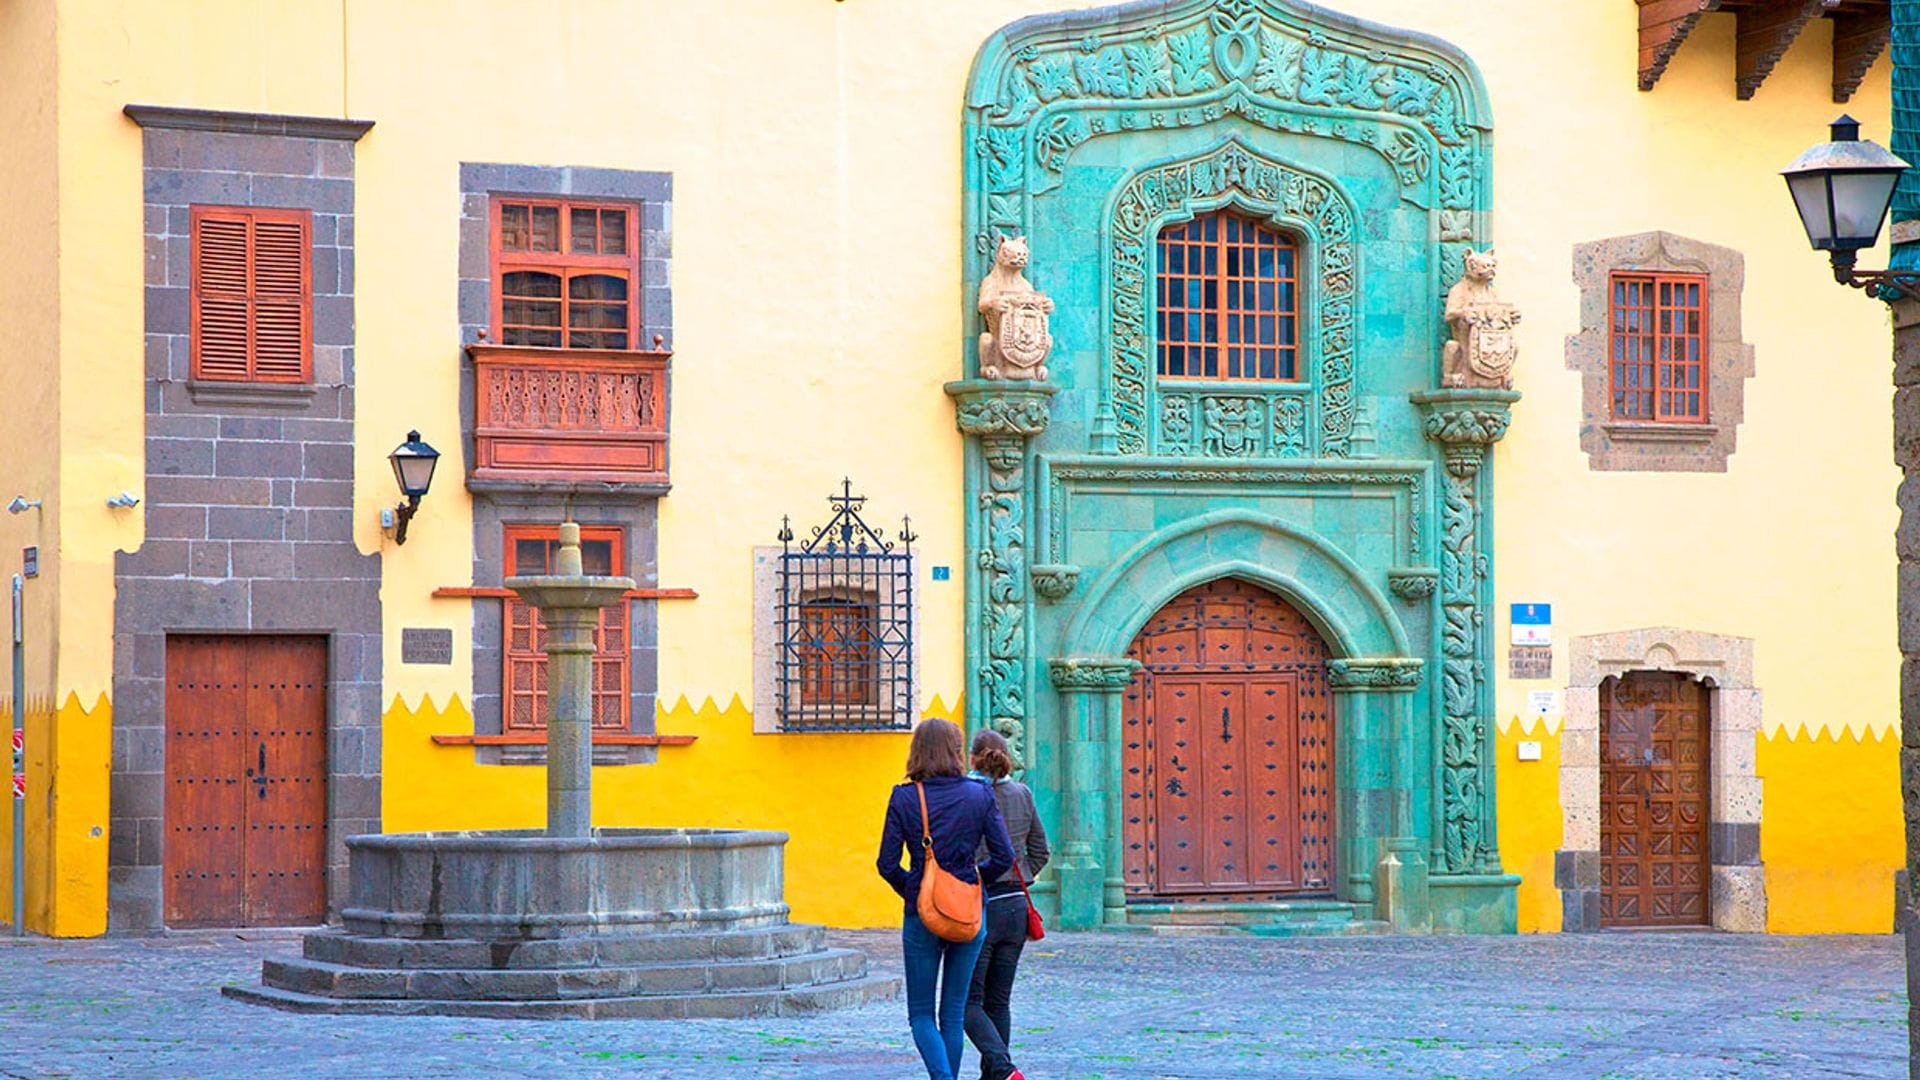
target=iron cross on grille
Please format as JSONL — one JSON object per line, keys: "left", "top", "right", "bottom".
{"left": 778, "top": 478, "right": 914, "bottom": 555}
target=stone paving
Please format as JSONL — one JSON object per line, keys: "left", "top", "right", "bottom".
{"left": 0, "top": 929, "right": 1901, "bottom": 1079}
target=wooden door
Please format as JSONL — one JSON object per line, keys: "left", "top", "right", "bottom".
{"left": 1600, "top": 671, "right": 1709, "bottom": 927}
{"left": 164, "top": 635, "right": 328, "bottom": 928}
{"left": 1122, "top": 580, "right": 1333, "bottom": 898}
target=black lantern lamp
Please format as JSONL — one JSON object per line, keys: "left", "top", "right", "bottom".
{"left": 1783, "top": 115, "right": 1919, "bottom": 301}
{"left": 387, "top": 430, "right": 439, "bottom": 545}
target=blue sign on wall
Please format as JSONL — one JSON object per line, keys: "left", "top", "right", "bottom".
{"left": 1510, "top": 603, "right": 1551, "bottom": 646}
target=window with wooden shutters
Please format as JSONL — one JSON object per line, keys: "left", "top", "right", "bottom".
{"left": 492, "top": 198, "right": 640, "bottom": 350}
{"left": 190, "top": 206, "right": 312, "bottom": 383}
{"left": 502, "top": 525, "right": 630, "bottom": 733}
{"left": 1608, "top": 271, "right": 1707, "bottom": 423}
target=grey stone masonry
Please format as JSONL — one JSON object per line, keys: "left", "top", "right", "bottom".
{"left": 455, "top": 163, "right": 672, "bottom": 766}
{"left": 113, "top": 107, "right": 378, "bottom": 932}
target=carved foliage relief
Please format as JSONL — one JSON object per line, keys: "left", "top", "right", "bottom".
{"left": 1113, "top": 142, "right": 1353, "bottom": 456}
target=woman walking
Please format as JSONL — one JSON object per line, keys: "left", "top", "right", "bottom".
{"left": 964, "top": 730, "right": 1049, "bottom": 1080}
{"left": 878, "top": 718, "right": 1015, "bottom": 1080}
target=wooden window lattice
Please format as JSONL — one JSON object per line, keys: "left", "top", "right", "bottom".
{"left": 1609, "top": 271, "right": 1707, "bottom": 422}
{"left": 1156, "top": 210, "right": 1299, "bottom": 382}
{"left": 493, "top": 198, "right": 640, "bottom": 351}
{"left": 502, "top": 526, "right": 630, "bottom": 733}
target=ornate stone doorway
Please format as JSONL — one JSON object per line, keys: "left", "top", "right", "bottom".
{"left": 1122, "top": 580, "right": 1334, "bottom": 898}
{"left": 1599, "top": 671, "right": 1710, "bottom": 928}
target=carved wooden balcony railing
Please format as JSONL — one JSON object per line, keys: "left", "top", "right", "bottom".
{"left": 467, "top": 344, "right": 670, "bottom": 487}
{"left": 1638, "top": 0, "right": 1890, "bottom": 102}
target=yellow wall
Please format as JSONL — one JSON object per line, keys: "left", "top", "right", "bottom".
{"left": 384, "top": 694, "right": 940, "bottom": 929}
{"left": 24, "top": 0, "right": 1905, "bottom": 933}
{"left": 1497, "top": 716, "right": 1563, "bottom": 933}
{"left": 1760, "top": 725, "right": 1901, "bottom": 933}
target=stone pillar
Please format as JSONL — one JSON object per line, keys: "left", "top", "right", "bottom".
{"left": 945, "top": 380, "right": 1056, "bottom": 773}
{"left": 1328, "top": 658, "right": 1428, "bottom": 931}
{"left": 506, "top": 521, "right": 635, "bottom": 838}
{"left": 1411, "top": 389, "right": 1519, "bottom": 875}
{"left": 1046, "top": 657, "right": 1140, "bottom": 930}
{"left": 1893, "top": 296, "right": 1920, "bottom": 1077}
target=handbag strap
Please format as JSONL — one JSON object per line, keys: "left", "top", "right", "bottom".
{"left": 916, "top": 782, "right": 933, "bottom": 851}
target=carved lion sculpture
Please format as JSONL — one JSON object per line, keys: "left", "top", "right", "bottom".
{"left": 978, "top": 235, "right": 1054, "bottom": 381}
{"left": 1441, "top": 247, "right": 1520, "bottom": 390}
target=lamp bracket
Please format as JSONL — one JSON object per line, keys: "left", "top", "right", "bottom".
{"left": 1831, "top": 251, "right": 1920, "bottom": 304}
{"left": 393, "top": 495, "right": 422, "bottom": 545}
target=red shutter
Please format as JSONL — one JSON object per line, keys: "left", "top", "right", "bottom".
{"left": 191, "top": 207, "right": 312, "bottom": 383}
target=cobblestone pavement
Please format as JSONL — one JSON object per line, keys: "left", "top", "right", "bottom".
{"left": 0, "top": 929, "right": 1901, "bottom": 1079}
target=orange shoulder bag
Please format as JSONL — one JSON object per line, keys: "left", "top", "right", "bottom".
{"left": 915, "top": 782, "right": 983, "bottom": 942}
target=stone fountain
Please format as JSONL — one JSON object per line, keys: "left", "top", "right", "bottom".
{"left": 226, "top": 523, "right": 897, "bottom": 1018}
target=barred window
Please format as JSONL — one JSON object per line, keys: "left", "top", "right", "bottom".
{"left": 1609, "top": 271, "right": 1707, "bottom": 422}
{"left": 1157, "top": 210, "right": 1299, "bottom": 381}
{"left": 766, "top": 482, "right": 914, "bottom": 733}
{"left": 502, "top": 524, "right": 630, "bottom": 732}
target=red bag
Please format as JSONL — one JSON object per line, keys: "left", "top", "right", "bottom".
{"left": 1014, "top": 860, "right": 1045, "bottom": 941}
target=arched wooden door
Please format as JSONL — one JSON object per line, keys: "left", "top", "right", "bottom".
{"left": 1121, "top": 579, "right": 1335, "bottom": 898}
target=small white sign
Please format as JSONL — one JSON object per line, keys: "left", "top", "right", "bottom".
{"left": 1516, "top": 741, "right": 1542, "bottom": 762}
{"left": 1528, "top": 690, "right": 1560, "bottom": 716}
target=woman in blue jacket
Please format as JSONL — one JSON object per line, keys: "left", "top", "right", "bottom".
{"left": 877, "top": 718, "right": 1015, "bottom": 1080}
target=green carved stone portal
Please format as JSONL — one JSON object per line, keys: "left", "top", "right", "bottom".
{"left": 955, "top": 0, "right": 1517, "bottom": 933}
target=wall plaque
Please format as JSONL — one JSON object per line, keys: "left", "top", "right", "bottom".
{"left": 1509, "top": 645, "right": 1552, "bottom": 680}
{"left": 401, "top": 627, "right": 453, "bottom": 666}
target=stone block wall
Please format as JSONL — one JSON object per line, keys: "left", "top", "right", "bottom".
{"left": 111, "top": 107, "right": 379, "bottom": 931}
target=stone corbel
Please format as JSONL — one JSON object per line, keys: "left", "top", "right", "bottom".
{"left": 1385, "top": 567, "right": 1438, "bottom": 602}
{"left": 1030, "top": 563, "right": 1080, "bottom": 603}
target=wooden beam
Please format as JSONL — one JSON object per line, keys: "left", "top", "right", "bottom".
{"left": 429, "top": 732, "right": 698, "bottom": 747}
{"left": 1640, "top": 0, "right": 1723, "bottom": 91}
{"left": 1830, "top": 6, "right": 1890, "bottom": 102}
{"left": 432, "top": 586, "right": 699, "bottom": 601}
{"left": 1735, "top": 0, "right": 1841, "bottom": 100}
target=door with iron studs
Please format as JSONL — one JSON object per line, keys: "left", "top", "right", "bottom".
{"left": 1600, "top": 671, "right": 1710, "bottom": 928}
{"left": 164, "top": 635, "right": 328, "bottom": 928}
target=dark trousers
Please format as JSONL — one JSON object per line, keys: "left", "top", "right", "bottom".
{"left": 964, "top": 893, "right": 1030, "bottom": 1080}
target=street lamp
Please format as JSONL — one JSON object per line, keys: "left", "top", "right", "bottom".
{"left": 387, "top": 430, "right": 440, "bottom": 545}
{"left": 1783, "top": 114, "right": 1919, "bottom": 301}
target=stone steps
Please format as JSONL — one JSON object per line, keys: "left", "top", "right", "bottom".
{"left": 301, "top": 924, "right": 827, "bottom": 970}
{"left": 258, "top": 947, "right": 872, "bottom": 1001}
{"left": 1121, "top": 899, "right": 1387, "bottom": 936}
{"left": 222, "top": 973, "right": 900, "bottom": 1020}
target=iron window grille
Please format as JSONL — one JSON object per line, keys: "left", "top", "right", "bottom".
{"left": 775, "top": 481, "right": 915, "bottom": 732}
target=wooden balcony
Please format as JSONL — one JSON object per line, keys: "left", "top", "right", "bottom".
{"left": 467, "top": 343, "right": 669, "bottom": 488}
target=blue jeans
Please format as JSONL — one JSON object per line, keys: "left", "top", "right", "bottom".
{"left": 901, "top": 912, "right": 987, "bottom": 1080}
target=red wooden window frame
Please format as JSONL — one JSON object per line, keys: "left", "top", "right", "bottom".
{"left": 795, "top": 595, "right": 881, "bottom": 708}
{"left": 490, "top": 197, "right": 641, "bottom": 350}
{"left": 189, "top": 205, "right": 313, "bottom": 383}
{"left": 501, "top": 525, "right": 630, "bottom": 733}
{"left": 1609, "top": 271, "right": 1708, "bottom": 423}
{"left": 1157, "top": 210, "right": 1300, "bottom": 382}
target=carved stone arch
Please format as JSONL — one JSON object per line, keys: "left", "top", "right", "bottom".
{"left": 1062, "top": 508, "right": 1411, "bottom": 661}
{"left": 1558, "top": 627, "right": 1765, "bottom": 933}
{"left": 1105, "top": 139, "right": 1357, "bottom": 456}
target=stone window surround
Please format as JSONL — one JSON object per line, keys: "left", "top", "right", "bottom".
{"left": 1566, "top": 231, "right": 1754, "bottom": 472}
{"left": 750, "top": 546, "right": 922, "bottom": 734}
{"left": 114, "top": 104, "right": 379, "bottom": 931}
{"left": 1556, "top": 627, "right": 1765, "bottom": 933}
{"left": 456, "top": 162, "right": 672, "bottom": 765}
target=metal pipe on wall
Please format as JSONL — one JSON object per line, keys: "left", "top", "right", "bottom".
{"left": 12, "top": 572, "right": 24, "bottom": 937}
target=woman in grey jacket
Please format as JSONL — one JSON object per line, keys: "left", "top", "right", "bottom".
{"left": 964, "top": 729, "right": 1050, "bottom": 1080}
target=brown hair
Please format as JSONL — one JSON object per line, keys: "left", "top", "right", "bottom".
{"left": 971, "top": 728, "right": 1013, "bottom": 781}
{"left": 905, "top": 717, "right": 966, "bottom": 782}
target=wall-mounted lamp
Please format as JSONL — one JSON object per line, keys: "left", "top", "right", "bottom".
{"left": 1783, "top": 115, "right": 1920, "bottom": 302}
{"left": 387, "top": 430, "right": 440, "bottom": 545}
{"left": 105, "top": 492, "right": 141, "bottom": 509}
{"left": 5, "top": 497, "right": 40, "bottom": 515}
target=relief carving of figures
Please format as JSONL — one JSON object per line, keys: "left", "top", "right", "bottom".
{"left": 978, "top": 236, "right": 1055, "bottom": 381}
{"left": 1441, "top": 249, "right": 1519, "bottom": 390}
{"left": 1201, "top": 397, "right": 1262, "bottom": 457}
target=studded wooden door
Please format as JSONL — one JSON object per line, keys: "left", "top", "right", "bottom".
{"left": 164, "top": 635, "right": 328, "bottom": 928}
{"left": 1600, "top": 671, "right": 1709, "bottom": 928}
{"left": 1122, "top": 580, "right": 1334, "bottom": 897}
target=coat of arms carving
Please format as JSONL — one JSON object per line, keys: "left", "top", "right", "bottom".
{"left": 1441, "top": 248, "right": 1520, "bottom": 391}
{"left": 978, "top": 235, "right": 1054, "bottom": 381}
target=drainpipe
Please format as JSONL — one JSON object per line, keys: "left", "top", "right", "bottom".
{"left": 11, "top": 573, "right": 23, "bottom": 937}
